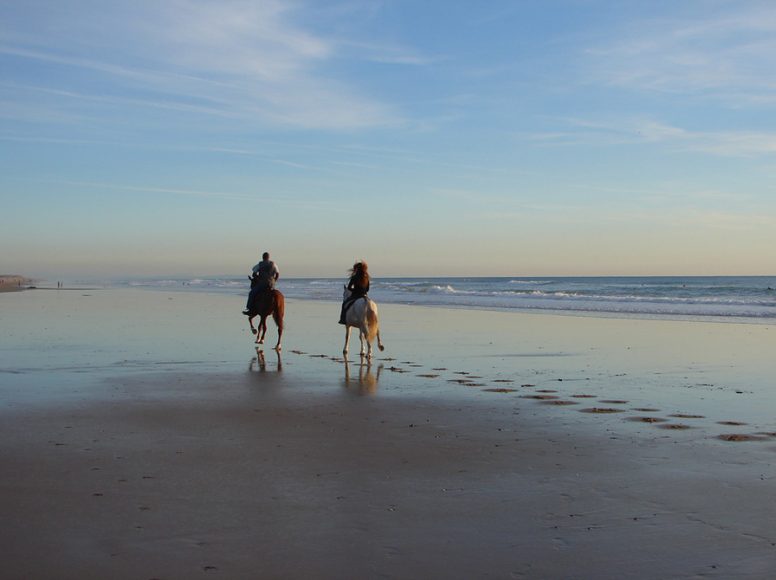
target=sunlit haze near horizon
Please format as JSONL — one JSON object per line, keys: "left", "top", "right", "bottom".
{"left": 2, "top": 1, "right": 776, "bottom": 279}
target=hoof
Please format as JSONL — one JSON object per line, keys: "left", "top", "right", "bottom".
{"left": 274, "top": 345, "right": 282, "bottom": 352}
{"left": 251, "top": 328, "right": 257, "bottom": 335}
{"left": 378, "top": 345, "right": 385, "bottom": 351}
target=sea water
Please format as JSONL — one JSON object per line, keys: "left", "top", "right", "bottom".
{"left": 107, "top": 276, "right": 776, "bottom": 323}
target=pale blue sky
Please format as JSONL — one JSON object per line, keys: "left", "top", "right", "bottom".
{"left": 2, "top": 0, "right": 776, "bottom": 278}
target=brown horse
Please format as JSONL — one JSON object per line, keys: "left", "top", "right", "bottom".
{"left": 247, "top": 288, "right": 285, "bottom": 351}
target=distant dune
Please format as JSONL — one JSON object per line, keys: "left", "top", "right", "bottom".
{"left": 0, "top": 275, "right": 33, "bottom": 292}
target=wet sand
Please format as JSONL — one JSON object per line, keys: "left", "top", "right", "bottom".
{"left": 2, "top": 288, "right": 776, "bottom": 578}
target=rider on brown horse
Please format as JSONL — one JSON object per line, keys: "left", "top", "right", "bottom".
{"left": 243, "top": 252, "right": 279, "bottom": 315}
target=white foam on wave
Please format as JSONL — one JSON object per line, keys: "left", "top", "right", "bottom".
{"left": 508, "top": 279, "right": 553, "bottom": 285}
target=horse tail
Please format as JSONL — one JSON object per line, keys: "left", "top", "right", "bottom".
{"left": 366, "top": 300, "right": 379, "bottom": 343}
{"left": 272, "top": 290, "right": 285, "bottom": 331}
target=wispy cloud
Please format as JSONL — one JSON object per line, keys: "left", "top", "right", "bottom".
{"left": 587, "top": 4, "right": 776, "bottom": 104}
{"left": 55, "top": 179, "right": 355, "bottom": 211}
{"left": 0, "top": 0, "right": 418, "bottom": 130}
{"left": 521, "top": 116, "right": 776, "bottom": 157}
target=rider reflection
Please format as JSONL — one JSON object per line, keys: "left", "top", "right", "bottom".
{"left": 343, "top": 360, "right": 383, "bottom": 395}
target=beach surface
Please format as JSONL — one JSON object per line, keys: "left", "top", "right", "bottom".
{"left": 2, "top": 288, "right": 776, "bottom": 579}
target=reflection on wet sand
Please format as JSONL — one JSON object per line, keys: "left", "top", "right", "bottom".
{"left": 343, "top": 360, "right": 383, "bottom": 395}
{"left": 250, "top": 348, "right": 283, "bottom": 373}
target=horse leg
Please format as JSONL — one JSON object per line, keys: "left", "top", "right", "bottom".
{"left": 249, "top": 315, "right": 257, "bottom": 336}
{"left": 376, "top": 328, "right": 385, "bottom": 352}
{"left": 257, "top": 315, "right": 267, "bottom": 344}
{"left": 261, "top": 316, "right": 269, "bottom": 344}
{"left": 343, "top": 326, "right": 351, "bottom": 357}
{"left": 273, "top": 319, "right": 282, "bottom": 352}
{"left": 272, "top": 291, "right": 284, "bottom": 352}
{"left": 359, "top": 325, "right": 368, "bottom": 358}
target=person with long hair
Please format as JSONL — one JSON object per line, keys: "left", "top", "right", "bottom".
{"left": 339, "top": 260, "right": 370, "bottom": 324}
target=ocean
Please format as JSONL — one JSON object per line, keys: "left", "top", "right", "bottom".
{"left": 110, "top": 276, "right": 776, "bottom": 323}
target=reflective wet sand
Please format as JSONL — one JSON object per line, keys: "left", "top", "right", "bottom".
{"left": 2, "top": 288, "right": 776, "bottom": 578}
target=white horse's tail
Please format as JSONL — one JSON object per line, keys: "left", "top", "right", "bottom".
{"left": 366, "top": 300, "right": 384, "bottom": 350}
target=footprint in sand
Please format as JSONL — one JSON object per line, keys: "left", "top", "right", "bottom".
{"left": 521, "top": 394, "right": 559, "bottom": 400}
{"left": 718, "top": 434, "right": 768, "bottom": 442}
{"left": 599, "top": 400, "right": 629, "bottom": 404}
{"left": 579, "top": 407, "right": 625, "bottom": 414}
{"left": 417, "top": 374, "right": 440, "bottom": 378}
{"left": 718, "top": 421, "right": 748, "bottom": 426}
{"left": 483, "top": 388, "right": 517, "bottom": 393}
{"left": 632, "top": 408, "right": 661, "bottom": 412}
{"left": 669, "top": 413, "right": 705, "bottom": 419}
{"left": 659, "top": 424, "right": 692, "bottom": 430}
{"left": 626, "top": 416, "right": 668, "bottom": 423}
{"left": 571, "top": 394, "right": 596, "bottom": 398}
{"left": 541, "top": 400, "right": 579, "bottom": 406}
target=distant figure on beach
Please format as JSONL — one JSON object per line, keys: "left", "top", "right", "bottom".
{"left": 339, "top": 260, "right": 370, "bottom": 324}
{"left": 243, "top": 252, "right": 279, "bottom": 315}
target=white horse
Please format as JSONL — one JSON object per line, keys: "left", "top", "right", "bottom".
{"left": 342, "top": 288, "right": 385, "bottom": 359}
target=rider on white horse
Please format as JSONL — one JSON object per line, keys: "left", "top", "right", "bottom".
{"left": 339, "top": 260, "right": 370, "bottom": 324}
{"left": 340, "top": 261, "right": 384, "bottom": 359}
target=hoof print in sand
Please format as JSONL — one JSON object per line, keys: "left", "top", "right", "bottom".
{"left": 718, "top": 433, "right": 767, "bottom": 442}
{"left": 627, "top": 416, "right": 667, "bottom": 423}
{"left": 579, "top": 407, "right": 624, "bottom": 414}
{"left": 670, "top": 413, "right": 705, "bottom": 419}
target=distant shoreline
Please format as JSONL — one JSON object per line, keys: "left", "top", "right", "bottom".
{"left": 0, "top": 275, "right": 33, "bottom": 293}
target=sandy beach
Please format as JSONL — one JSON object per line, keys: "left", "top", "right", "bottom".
{"left": 2, "top": 288, "right": 776, "bottom": 579}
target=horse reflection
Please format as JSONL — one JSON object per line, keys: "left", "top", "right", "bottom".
{"left": 250, "top": 347, "right": 283, "bottom": 373}
{"left": 343, "top": 360, "right": 383, "bottom": 395}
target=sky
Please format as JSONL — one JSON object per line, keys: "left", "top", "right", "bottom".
{"left": 2, "top": 0, "right": 776, "bottom": 278}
